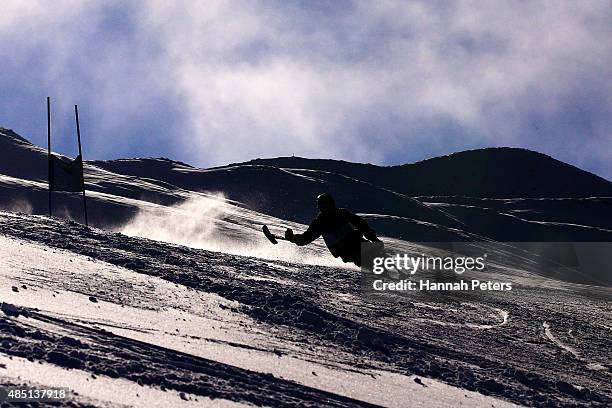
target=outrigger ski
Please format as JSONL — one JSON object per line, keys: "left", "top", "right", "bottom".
{"left": 262, "top": 225, "right": 287, "bottom": 245}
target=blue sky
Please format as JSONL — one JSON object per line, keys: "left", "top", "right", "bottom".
{"left": 0, "top": 1, "right": 610, "bottom": 179}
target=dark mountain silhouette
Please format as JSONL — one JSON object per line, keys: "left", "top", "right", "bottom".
{"left": 91, "top": 149, "right": 612, "bottom": 200}
{"left": 0, "top": 127, "right": 48, "bottom": 181}
{"left": 246, "top": 148, "right": 612, "bottom": 198}
{"left": 1, "top": 128, "right": 611, "bottom": 245}
{"left": 86, "top": 142, "right": 612, "bottom": 242}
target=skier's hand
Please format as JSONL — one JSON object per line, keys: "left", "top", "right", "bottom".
{"left": 285, "top": 228, "right": 295, "bottom": 242}
{"left": 365, "top": 230, "right": 381, "bottom": 243}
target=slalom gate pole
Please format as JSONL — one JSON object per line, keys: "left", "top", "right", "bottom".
{"left": 47, "top": 97, "right": 52, "bottom": 217}
{"left": 74, "top": 105, "right": 88, "bottom": 227}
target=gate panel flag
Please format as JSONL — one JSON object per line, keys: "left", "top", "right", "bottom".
{"left": 48, "top": 154, "right": 84, "bottom": 192}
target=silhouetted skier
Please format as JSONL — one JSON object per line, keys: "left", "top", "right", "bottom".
{"left": 285, "top": 193, "right": 381, "bottom": 266}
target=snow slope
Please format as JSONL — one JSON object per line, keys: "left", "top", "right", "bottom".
{"left": 1, "top": 127, "right": 611, "bottom": 406}
{"left": 3, "top": 127, "right": 611, "bottom": 246}
{"left": 1, "top": 212, "right": 611, "bottom": 407}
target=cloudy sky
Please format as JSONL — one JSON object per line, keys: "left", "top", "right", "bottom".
{"left": 1, "top": 0, "right": 610, "bottom": 179}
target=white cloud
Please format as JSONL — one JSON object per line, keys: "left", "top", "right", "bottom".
{"left": 0, "top": 1, "right": 610, "bottom": 177}
{"left": 139, "top": 1, "right": 611, "bottom": 171}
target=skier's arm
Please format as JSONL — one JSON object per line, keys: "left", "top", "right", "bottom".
{"left": 286, "top": 220, "right": 322, "bottom": 246}
{"left": 344, "top": 210, "right": 381, "bottom": 242}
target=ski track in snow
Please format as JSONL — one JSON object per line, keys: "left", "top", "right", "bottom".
{"left": 542, "top": 321, "right": 581, "bottom": 358}
{"left": 0, "top": 354, "right": 241, "bottom": 408}
{"left": 412, "top": 304, "right": 509, "bottom": 330}
{"left": 542, "top": 321, "right": 608, "bottom": 372}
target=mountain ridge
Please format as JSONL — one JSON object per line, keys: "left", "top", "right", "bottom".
{"left": 1, "top": 128, "right": 611, "bottom": 244}
{"left": 5, "top": 126, "right": 609, "bottom": 198}
{"left": 246, "top": 148, "right": 612, "bottom": 198}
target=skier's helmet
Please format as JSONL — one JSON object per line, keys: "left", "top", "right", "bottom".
{"left": 317, "top": 193, "right": 336, "bottom": 212}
